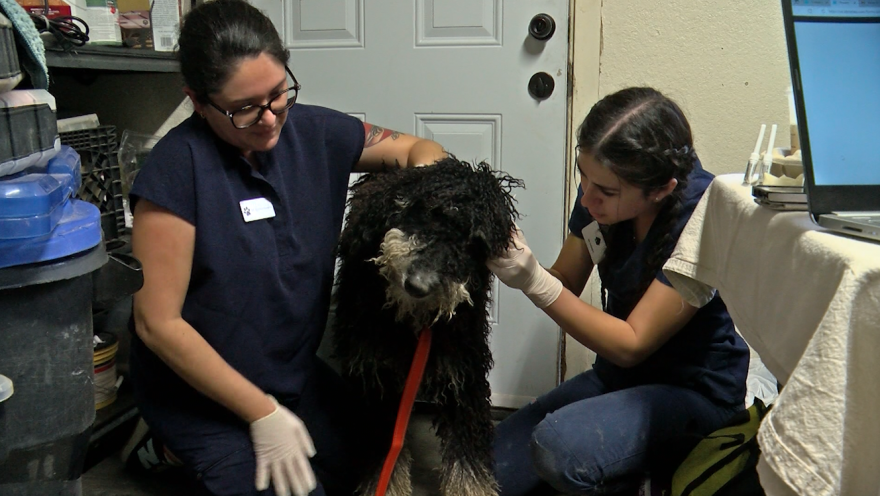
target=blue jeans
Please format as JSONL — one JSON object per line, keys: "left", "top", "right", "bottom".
{"left": 493, "top": 369, "right": 742, "bottom": 496}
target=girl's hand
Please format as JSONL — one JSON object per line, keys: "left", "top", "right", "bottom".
{"left": 487, "top": 227, "right": 563, "bottom": 309}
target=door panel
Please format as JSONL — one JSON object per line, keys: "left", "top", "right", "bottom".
{"left": 253, "top": 0, "right": 569, "bottom": 407}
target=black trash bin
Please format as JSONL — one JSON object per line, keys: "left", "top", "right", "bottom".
{"left": 0, "top": 198, "right": 107, "bottom": 496}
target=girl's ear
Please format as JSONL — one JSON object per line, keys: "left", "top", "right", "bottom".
{"left": 183, "top": 87, "right": 206, "bottom": 117}
{"left": 654, "top": 177, "right": 678, "bottom": 202}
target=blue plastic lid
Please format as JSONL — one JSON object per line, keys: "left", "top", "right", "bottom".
{"left": 0, "top": 199, "right": 102, "bottom": 269}
{"left": 0, "top": 145, "right": 81, "bottom": 239}
{"left": 0, "top": 193, "right": 66, "bottom": 239}
{"left": 0, "top": 145, "right": 80, "bottom": 217}
{"left": 43, "top": 145, "right": 81, "bottom": 198}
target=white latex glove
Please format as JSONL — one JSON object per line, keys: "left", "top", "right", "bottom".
{"left": 487, "top": 227, "right": 563, "bottom": 309}
{"left": 250, "top": 395, "right": 317, "bottom": 496}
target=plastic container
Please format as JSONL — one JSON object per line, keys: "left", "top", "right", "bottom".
{"left": 0, "top": 233, "right": 107, "bottom": 496}
{"left": 77, "top": 149, "right": 125, "bottom": 242}
{"left": 0, "top": 90, "right": 61, "bottom": 178}
{"left": 0, "top": 374, "right": 11, "bottom": 403}
{"left": 44, "top": 144, "right": 83, "bottom": 198}
{"left": 0, "top": 146, "right": 82, "bottom": 239}
{"left": 0, "top": 12, "right": 23, "bottom": 93}
{"left": 60, "top": 125, "right": 126, "bottom": 242}
{"left": 57, "top": 114, "right": 101, "bottom": 134}
{"left": 118, "top": 129, "right": 159, "bottom": 227}
{"left": 59, "top": 125, "right": 118, "bottom": 155}
{"left": 0, "top": 199, "right": 103, "bottom": 270}
{"left": 0, "top": 374, "right": 11, "bottom": 473}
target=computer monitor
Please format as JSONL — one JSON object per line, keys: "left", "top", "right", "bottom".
{"left": 781, "top": 0, "right": 880, "bottom": 214}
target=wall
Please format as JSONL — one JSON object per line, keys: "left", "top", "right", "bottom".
{"left": 564, "top": 0, "right": 794, "bottom": 379}
{"left": 579, "top": 0, "right": 793, "bottom": 177}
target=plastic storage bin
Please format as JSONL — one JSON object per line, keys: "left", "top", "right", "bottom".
{"left": 0, "top": 12, "right": 22, "bottom": 92}
{"left": 0, "top": 145, "right": 81, "bottom": 239}
{"left": 60, "top": 125, "right": 118, "bottom": 154}
{"left": 78, "top": 149, "right": 125, "bottom": 242}
{"left": 0, "top": 199, "right": 103, "bottom": 269}
{"left": 60, "top": 125, "right": 126, "bottom": 242}
{"left": 0, "top": 199, "right": 105, "bottom": 496}
{"left": 0, "top": 90, "right": 61, "bottom": 178}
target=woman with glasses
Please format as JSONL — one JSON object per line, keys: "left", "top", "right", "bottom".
{"left": 123, "top": 0, "right": 445, "bottom": 495}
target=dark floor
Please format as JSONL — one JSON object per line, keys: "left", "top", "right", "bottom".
{"left": 81, "top": 413, "right": 445, "bottom": 496}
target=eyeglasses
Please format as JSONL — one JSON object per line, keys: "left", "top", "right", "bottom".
{"left": 207, "top": 66, "right": 301, "bottom": 129}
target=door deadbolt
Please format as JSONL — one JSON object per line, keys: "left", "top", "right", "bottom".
{"left": 528, "top": 72, "right": 555, "bottom": 100}
{"left": 529, "top": 13, "right": 556, "bottom": 41}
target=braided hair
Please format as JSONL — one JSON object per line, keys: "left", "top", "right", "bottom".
{"left": 576, "top": 87, "right": 698, "bottom": 317}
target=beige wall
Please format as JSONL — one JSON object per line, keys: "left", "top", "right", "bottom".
{"left": 564, "top": 1, "right": 794, "bottom": 379}
{"left": 574, "top": 1, "right": 793, "bottom": 177}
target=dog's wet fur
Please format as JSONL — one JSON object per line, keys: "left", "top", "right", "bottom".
{"left": 332, "top": 157, "right": 522, "bottom": 496}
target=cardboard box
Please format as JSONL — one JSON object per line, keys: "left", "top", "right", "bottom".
{"left": 116, "top": 0, "right": 180, "bottom": 51}
{"left": 16, "top": 0, "right": 121, "bottom": 45}
{"left": 117, "top": 0, "right": 153, "bottom": 49}
{"left": 149, "top": 0, "right": 180, "bottom": 51}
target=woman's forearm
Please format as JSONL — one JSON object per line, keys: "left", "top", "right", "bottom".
{"left": 134, "top": 315, "right": 275, "bottom": 423}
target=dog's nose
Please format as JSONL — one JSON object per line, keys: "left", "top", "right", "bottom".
{"left": 404, "top": 274, "right": 435, "bottom": 298}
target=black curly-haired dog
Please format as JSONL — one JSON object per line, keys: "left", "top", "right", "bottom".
{"left": 332, "top": 157, "right": 523, "bottom": 496}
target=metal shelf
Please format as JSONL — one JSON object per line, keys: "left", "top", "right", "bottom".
{"left": 46, "top": 45, "right": 179, "bottom": 73}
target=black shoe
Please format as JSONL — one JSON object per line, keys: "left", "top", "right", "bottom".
{"left": 121, "top": 418, "right": 179, "bottom": 473}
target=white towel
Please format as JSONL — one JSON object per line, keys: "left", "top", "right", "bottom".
{"left": 662, "top": 174, "right": 880, "bottom": 496}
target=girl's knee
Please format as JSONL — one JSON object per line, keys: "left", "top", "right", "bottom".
{"left": 529, "top": 421, "right": 599, "bottom": 494}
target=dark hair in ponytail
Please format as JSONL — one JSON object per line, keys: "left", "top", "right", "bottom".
{"left": 576, "top": 87, "right": 697, "bottom": 316}
{"left": 177, "top": 0, "right": 289, "bottom": 104}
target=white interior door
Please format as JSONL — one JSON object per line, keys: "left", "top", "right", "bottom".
{"left": 252, "top": 0, "right": 569, "bottom": 408}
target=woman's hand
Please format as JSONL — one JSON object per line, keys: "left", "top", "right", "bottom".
{"left": 250, "top": 395, "right": 317, "bottom": 496}
{"left": 487, "top": 228, "right": 563, "bottom": 309}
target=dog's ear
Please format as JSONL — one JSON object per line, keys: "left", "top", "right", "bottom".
{"left": 339, "top": 171, "right": 404, "bottom": 258}
{"left": 466, "top": 162, "right": 523, "bottom": 259}
{"left": 469, "top": 228, "right": 493, "bottom": 259}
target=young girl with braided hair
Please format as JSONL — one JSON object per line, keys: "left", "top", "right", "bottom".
{"left": 489, "top": 87, "right": 750, "bottom": 495}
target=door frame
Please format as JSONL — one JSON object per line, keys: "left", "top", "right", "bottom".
{"left": 560, "top": 0, "right": 602, "bottom": 383}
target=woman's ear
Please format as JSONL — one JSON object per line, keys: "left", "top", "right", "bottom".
{"left": 183, "top": 87, "right": 206, "bottom": 118}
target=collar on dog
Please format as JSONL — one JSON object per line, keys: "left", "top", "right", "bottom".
{"left": 375, "top": 327, "right": 432, "bottom": 496}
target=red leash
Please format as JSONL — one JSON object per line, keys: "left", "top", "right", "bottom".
{"left": 374, "top": 327, "right": 432, "bottom": 496}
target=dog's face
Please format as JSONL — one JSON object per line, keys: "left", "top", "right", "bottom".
{"left": 340, "top": 158, "right": 522, "bottom": 327}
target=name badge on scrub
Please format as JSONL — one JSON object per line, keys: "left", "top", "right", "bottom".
{"left": 581, "top": 221, "right": 606, "bottom": 264}
{"left": 239, "top": 197, "right": 276, "bottom": 222}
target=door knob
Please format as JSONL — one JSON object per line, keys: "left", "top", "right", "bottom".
{"left": 528, "top": 72, "right": 555, "bottom": 100}
{"left": 529, "top": 13, "right": 556, "bottom": 41}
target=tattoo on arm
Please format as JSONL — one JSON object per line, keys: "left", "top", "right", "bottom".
{"left": 364, "top": 123, "right": 401, "bottom": 148}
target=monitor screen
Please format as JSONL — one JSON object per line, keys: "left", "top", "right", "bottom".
{"left": 792, "top": 0, "right": 880, "bottom": 18}
{"left": 791, "top": 2, "right": 880, "bottom": 185}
